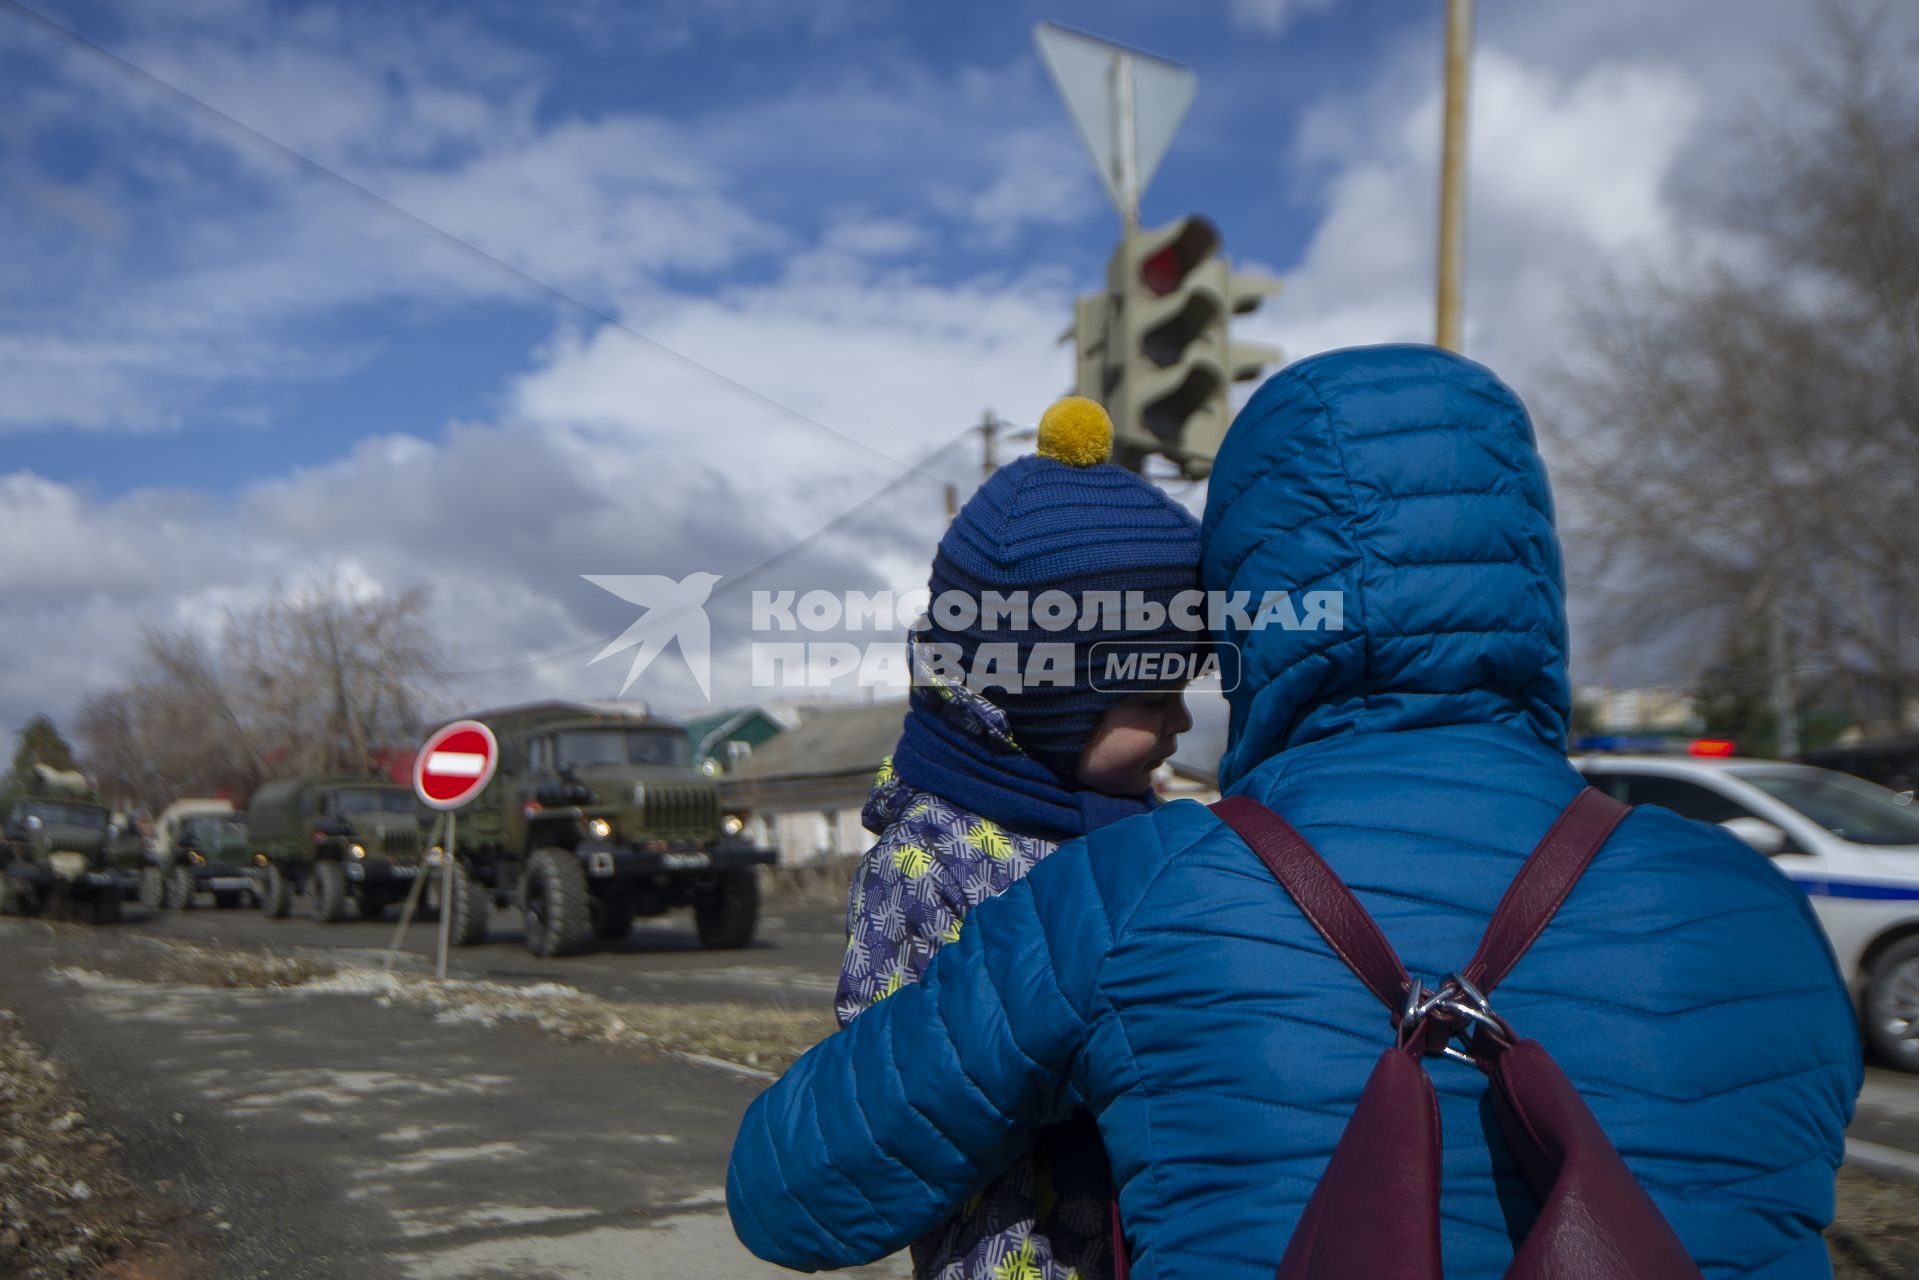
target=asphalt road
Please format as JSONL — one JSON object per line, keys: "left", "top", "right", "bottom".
{"left": 3, "top": 890, "right": 1916, "bottom": 1279}
{"left": 0, "top": 913, "right": 902, "bottom": 1280}
{"left": 121, "top": 893, "right": 851, "bottom": 1010}
{"left": 115, "top": 895, "right": 1919, "bottom": 1172}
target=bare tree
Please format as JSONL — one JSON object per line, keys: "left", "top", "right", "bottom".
{"left": 75, "top": 581, "right": 442, "bottom": 810}
{"left": 1551, "top": 3, "right": 1919, "bottom": 737}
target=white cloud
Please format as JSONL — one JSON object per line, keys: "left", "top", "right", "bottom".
{"left": 1226, "top": 0, "right": 1341, "bottom": 37}
{"left": 1242, "top": 46, "right": 1703, "bottom": 398}
{"left": 0, "top": 239, "right": 1086, "bottom": 738}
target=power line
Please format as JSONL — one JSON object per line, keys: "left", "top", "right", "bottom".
{"left": 0, "top": 0, "right": 946, "bottom": 486}
{"left": 417, "top": 425, "right": 979, "bottom": 679}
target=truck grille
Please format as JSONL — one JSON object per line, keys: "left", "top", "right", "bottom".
{"left": 639, "top": 785, "right": 720, "bottom": 838}
{"left": 380, "top": 827, "right": 420, "bottom": 860}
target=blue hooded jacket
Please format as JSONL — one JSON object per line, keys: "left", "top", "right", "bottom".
{"left": 727, "top": 346, "right": 1861, "bottom": 1279}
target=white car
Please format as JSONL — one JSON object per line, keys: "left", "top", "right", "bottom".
{"left": 1572, "top": 754, "right": 1919, "bottom": 1073}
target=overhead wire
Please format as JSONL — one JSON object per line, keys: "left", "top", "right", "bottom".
{"left": 0, "top": 0, "right": 948, "bottom": 487}
{"left": 418, "top": 425, "right": 981, "bottom": 680}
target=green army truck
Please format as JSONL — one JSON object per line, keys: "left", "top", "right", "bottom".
{"left": 0, "top": 765, "right": 126, "bottom": 923}
{"left": 141, "top": 800, "right": 254, "bottom": 910}
{"left": 248, "top": 777, "right": 427, "bottom": 923}
{"left": 434, "top": 702, "right": 774, "bottom": 957}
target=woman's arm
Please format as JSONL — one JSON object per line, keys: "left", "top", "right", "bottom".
{"left": 730, "top": 842, "right": 1108, "bottom": 1271}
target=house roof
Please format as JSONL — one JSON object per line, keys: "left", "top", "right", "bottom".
{"left": 682, "top": 705, "right": 794, "bottom": 758}
{"left": 729, "top": 699, "right": 908, "bottom": 784}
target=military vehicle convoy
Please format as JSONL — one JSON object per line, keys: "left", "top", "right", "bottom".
{"left": 435, "top": 702, "right": 773, "bottom": 957}
{"left": 140, "top": 799, "right": 254, "bottom": 910}
{"left": 0, "top": 765, "right": 127, "bottom": 923}
{"left": 248, "top": 776, "right": 428, "bottom": 922}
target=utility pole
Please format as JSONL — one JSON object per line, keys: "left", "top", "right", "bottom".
{"left": 1769, "top": 591, "right": 1800, "bottom": 759}
{"left": 1112, "top": 50, "right": 1139, "bottom": 231}
{"left": 1435, "top": 0, "right": 1474, "bottom": 352}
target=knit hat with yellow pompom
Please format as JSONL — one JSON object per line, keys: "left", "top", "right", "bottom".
{"left": 922, "top": 397, "right": 1204, "bottom": 780}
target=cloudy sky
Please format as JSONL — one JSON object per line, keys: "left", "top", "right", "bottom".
{"left": 2, "top": 0, "right": 1910, "bottom": 767}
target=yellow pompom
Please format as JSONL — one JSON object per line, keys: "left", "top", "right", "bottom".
{"left": 1035, "top": 397, "right": 1114, "bottom": 467}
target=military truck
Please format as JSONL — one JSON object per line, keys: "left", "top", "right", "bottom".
{"left": 141, "top": 799, "right": 254, "bottom": 910}
{"left": 0, "top": 765, "right": 126, "bottom": 923}
{"left": 437, "top": 702, "right": 773, "bottom": 957}
{"left": 247, "top": 777, "right": 427, "bottom": 923}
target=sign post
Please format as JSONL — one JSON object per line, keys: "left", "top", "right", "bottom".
{"left": 409, "top": 720, "right": 499, "bottom": 980}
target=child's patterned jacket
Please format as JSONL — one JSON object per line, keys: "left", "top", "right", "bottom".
{"left": 834, "top": 681, "right": 1111, "bottom": 1280}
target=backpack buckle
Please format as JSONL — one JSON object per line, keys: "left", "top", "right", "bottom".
{"left": 1399, "top": 972, "right": 1508, "bottom": 1064}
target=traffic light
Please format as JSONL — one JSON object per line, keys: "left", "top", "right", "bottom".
{"left": 1067, "top": 215, "right": 1284, "bottom": 478}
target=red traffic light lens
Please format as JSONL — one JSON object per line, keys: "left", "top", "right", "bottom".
{"left": 1136, "top": 216, "right": 1221, "bottom": 296}
{"left": 1141, "top": 246, "right": 1185, "bottom": 295}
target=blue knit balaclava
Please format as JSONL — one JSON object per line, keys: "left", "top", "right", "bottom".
{"left": 922, "top": 398, "right": 1203, "bottom": 780}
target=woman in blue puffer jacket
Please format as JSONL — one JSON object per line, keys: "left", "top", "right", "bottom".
{"left": 727, "top": 345, "right": 1861, "bottom": 1279}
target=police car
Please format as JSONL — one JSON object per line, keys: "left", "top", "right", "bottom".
{"left": 1573, "top": 748, "right": 1919, "bottom": 1072}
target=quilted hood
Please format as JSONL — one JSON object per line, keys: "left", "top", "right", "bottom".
{"left": 1203, "top": 345, "right": 1570, "bottom": 789}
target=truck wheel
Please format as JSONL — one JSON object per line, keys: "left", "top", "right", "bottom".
{"left": 139, "top": 867, "right": 167, "bottom": 911}
{"left": 593, "top": 898, "right": 634, "bottom": 942}
{"left": 308, "top": 861, "right": 348, "bottom": 924}
{"left": 1865, "top": 937, "right": 1919, "bottom": 1073}
{"left": 695, "top": 869, "right": 760, "bottom": 950}
{"left": 0, "top": 875, "right": 24, "bottom": 917}
{"left": 521, "top": 848, "right": 591, "bottom": 957}
{"left": 445, "top": 860, "right": 490, "bottom": 947}
{"left": 258, "top": 864, "right": 292, "bottom": 918}
{"left": 168, "top": 866, "right": 197, "bottom": 911}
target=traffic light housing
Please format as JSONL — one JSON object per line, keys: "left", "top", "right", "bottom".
{"left": 1068, "top": 215, "right": 1284, "bottom": 478}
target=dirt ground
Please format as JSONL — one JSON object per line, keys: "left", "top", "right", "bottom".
{"left": 0, "top": 1008, "right": 215, "bottom": 1280}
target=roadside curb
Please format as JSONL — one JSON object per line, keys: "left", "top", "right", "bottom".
{"left": 1845, "top": 1138, "right": 1919, "bottom": 1181}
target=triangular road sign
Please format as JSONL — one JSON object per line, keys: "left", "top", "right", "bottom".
{"left": 1035, "top": 22, "right": 1196, "bottom": 219}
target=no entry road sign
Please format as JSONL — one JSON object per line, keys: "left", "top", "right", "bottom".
{"left": 413, "top": 720, "right": 499, "bottom": 810}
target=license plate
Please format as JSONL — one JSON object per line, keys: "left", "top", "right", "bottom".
{"left": 209, "top": 877, "right": 253, "bottom": 892}
{"left": 661, "top": 852, "right": 711, "bottom": 871}
{"left": 390, "top": 867, "right": 417, "bottom": 878}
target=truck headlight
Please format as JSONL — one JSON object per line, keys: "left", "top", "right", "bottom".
{"left": 348, "top": 843, "right": 366, "bottom": 859}
{"left": 721, "top": 814, "right": 745, "bottom": 837}
{"left": 699, "top": 758, "right": 720, "bottom": 778}
{"left": 586, "top": 818, "right": 613, "bottom": 840}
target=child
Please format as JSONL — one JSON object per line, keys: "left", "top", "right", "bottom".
{"left": 835, "top": 397, "right": 1201, "bottom": 1280}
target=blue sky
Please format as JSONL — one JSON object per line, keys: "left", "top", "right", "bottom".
{"left": 2, "top": 0, "right": 1910, "bottom": 759}
{"left": 3, "top": 0, "right": 1403, "bottom": 492}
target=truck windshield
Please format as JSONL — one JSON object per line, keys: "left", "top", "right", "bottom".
{"left": 553, "top": 730, "right": 689, "bottom": 768}
{"left": 335, "top": 791, "right": 416, "bottom": 815}
{"left": 1732, "top": 767, "right": 1919, "bottom": 847}
{"left": 24, "top": 802, "right": 107, "bottom": 829}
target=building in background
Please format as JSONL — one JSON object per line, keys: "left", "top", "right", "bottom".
{"left": 721, "top": 700, "right": 908, "bottom": 867}
{"left": 682, "top": 706, "right": 794, "bottom": 771}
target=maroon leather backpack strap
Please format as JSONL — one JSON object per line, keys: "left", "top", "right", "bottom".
{"left": 1212, "top": 796, "right": 1411, "bottom": 1015}
{"left": 1460, "top": 787, "right": 1631, "bottom": 995}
